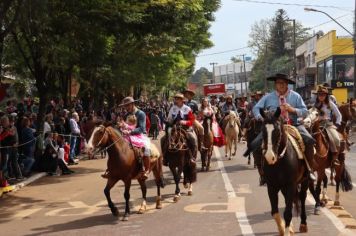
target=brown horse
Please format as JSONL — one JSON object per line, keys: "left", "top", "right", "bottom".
{"left": 88, "top": 125, "right": 165, "bottom": 220}
{"left": 200, "top": 115, "right": 214, "bottom": 171}
{"left": 327, "top": 102, "right": 356, "bottom": 185}
{"left": 304, "top": 108, "right": 353, "bottom": 214}
{"left": 161, "top": 125, "right": 197, "bottom": 202}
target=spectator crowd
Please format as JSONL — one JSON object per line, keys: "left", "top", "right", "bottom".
{"left": 0, "top": 98, "right": 169, "bottom": 188}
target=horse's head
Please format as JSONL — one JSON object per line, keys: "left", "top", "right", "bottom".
{"left": 260, "top": 108, "right": 285, "bottom": 165}
{"left": 87, "top": 125, "right": 109, "bottom": 150}
{"left": 227, "top": 111, "right": 238, "bottom": 127}
{"left": 303, "top": 107, "right": 319, "bottom": 129}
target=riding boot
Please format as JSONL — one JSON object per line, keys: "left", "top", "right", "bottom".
{"left": 140, "top": 156, "right": 150, "bottom": 180}
{"left": 331, "top": 152, "right": 340, "bottom": 167}
{"left": 101, "top": 169, "right": 109, "bottom": 179}
{"left": 199, "top": 134, "right": 206, "bottom": 151}
{"left": 242, "top": 128, "right": 247, "bottom": 141}
{"left": 304, "top": 145, "right": 316, "bottom": 181}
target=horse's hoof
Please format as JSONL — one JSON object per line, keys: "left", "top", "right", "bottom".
{"left": 228, "top": 157, "right": 231, "bottom": 160}
{"left": 299, "top": 224, "right": 308, "bottom": 233}
{"left": 314, "top": 206, "right": 320, "bottom": 215}
{"left": 138, "top": 207, "right": 146, "bottom": 214}
{"left": 184, "top": 183, "right": 189, "bottom": 189}
{"left": 334, "top": 200, "right": 340, "bottom": 206}
{"left": 232, "top": 153, "right": 236, "bottom": 156}
{"left": 188, "top": 190, "right": 193, "bottom": 196}
{"left": 111, "top": 207, "right": 119, "bottom": 217}
{"left": 321, "top": 198, "right": 328, "bottom": 206}
{"left": 225, "top": 154, "right": 228, "bottom": 158}
{"left": 173, "top": 195, "right": 180, "bottom": 202}
{"left": 247, "top": 160, "right": 250, "bottom": 165}
{"left": 206, "top": 166, "right": 210, "bottom": 171}
{"left": 156, "top": 202, "right": 162, "bottom": 209}
{"left": 122, "top": 214, "right": 129, "bottom": 221}
{"left": 200, "top": 167, "right": 205, "bottom": 172}
{"left": 330, "top": 181, "right": 335, "bottom": 186}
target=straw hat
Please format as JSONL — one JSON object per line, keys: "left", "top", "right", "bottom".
{"left": 120, "top": 97, "right": 136, "bottom": 106}
{"left": 183, "top": 89, "right": 195, "bottom": 96}
{"left": 312, "top": 85, "right": 329, "bottom": 95}
{"left": 173, "top": 93, "right": 184, "bottom": 99}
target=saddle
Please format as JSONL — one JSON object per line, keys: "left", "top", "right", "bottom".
{"left": 284, "top": 125, "right": 305, "bottom": 160}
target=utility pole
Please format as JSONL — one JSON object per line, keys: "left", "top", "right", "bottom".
{"left": 210, "top": 62, "right": 218, "bottom": 84}
{"left": 292, "top": 19, "right": 297, "bottom": 91}
{"left": 242, "top": 54, "right": 248, "bottom": 96}
{"left": 354, "top": 0, "right": 356, "bottom": 98}
{"left": 264, "top": 44, "right": 268, "bottom": 90}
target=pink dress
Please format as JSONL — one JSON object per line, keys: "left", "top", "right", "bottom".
{"left": 123, "top": 124, "right": 146, "bottom": 148}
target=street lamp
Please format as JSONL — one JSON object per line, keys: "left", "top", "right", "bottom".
{"left": 305, "top": 7, "right": 356, "bottom": 98}
{"left": 210, "top": 62, "right": 218, "bottom": 84}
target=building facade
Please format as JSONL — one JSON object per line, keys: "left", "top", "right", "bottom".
{"left": 295, "top": 34, "right": 318, "bottom": 100}
{"left": 213, "top": 61, "right": 253, "bottom": 97}
{"left": 316, "top": 30, "right": 354, "bottom": 103}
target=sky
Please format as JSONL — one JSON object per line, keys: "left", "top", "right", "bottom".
{"left": 195, "top": 0, "right": 355, "bottom": 72}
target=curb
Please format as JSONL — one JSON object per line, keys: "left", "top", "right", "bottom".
{"left": 1, "top": 172, "right": 47, "bottom": 195}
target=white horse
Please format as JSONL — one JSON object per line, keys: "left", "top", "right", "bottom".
{"left": 224, "top": 111, "right": 240, "bottom": 160}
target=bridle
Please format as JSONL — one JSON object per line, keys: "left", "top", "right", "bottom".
{"left": 96, "top": 126, "right": 108, "bottom": 148}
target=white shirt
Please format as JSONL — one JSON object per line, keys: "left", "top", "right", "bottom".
{"left": 43, "top": 122, "right": 51, "bottom": 134}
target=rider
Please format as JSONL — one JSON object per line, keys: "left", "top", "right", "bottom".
{"left": 313, "top": 85, "right": 342, "bottom": 166}
{"left": 221, "top": 95, "right": 239, "bottom": 131}
{"left": 242, "top": 91, "right": 264, "bottom": 138}
{"left": 252, "top": 73, "right": 316, "bottom": 182}
{"left": 183, "top": 89, "right": 205, "bottom": 151}
{"left": 122, "top": 97, "right": 151, "bottom": 180}
{"left": 162, "top": 93, "right": 198, "bottom": 166}
{"left": 322, "top": 82, "right": 338, "bottom": 105}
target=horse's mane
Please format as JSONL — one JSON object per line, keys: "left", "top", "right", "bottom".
{"left": 106, "top": 126, "right": 130, "bottom": 148}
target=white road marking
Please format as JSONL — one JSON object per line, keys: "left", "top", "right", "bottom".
{"left": 45, "top": 200, "right": 106, "bottom": 217}
{"left": 13, "top": 208, "right": 43, "bottom": 219}
{"left": 214, "top": 147, "right": 255, "bottom": 236}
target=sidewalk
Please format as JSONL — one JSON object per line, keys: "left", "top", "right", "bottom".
{"left": 0, "top": 154, "right": 87, "bottom": 198}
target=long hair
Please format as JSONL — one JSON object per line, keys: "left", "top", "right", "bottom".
{"left": 315, "top": 94, "right": 330, "bottom": 110}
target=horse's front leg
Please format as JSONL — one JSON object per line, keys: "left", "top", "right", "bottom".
{"left": 232, "top": 138, "right": 237, "bottom": 156}
{"left": 104, "top": 178, "right": 119, "bottom": 217}
{"left": 138, "top": 179, "right": 147, "bottom": 214}
{"left": 123, "top": 180, "right": 132, "bottom": 221}
{"left": 281, "top": 185, "right": 295, "bottom": 235}
{"left": 299, "top": 180, "right": 309, "bottom": 233}
{"left": 225, "top": 140, "right": 228, "bottom": 158}
{"left": 171, "top": 166, "right": 181, "bottom": 202}
{"left": 268, "top": 184, "right": 284, "bottom": 235}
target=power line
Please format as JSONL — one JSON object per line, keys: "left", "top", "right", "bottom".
{"left": 197, "top": 46, "right": 250, "bottom": 57}
{"left": 309, "top": 13, "right": 352, "bottom": 30}
{"left": 232, "top": 0, "right": 352, "bottom": 11}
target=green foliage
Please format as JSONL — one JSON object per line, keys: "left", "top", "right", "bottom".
{"left": 248, "top": 9, "right": 311, "bottom": 93}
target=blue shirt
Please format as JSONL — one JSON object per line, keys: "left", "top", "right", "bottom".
{"left": 125, "top": 108, "right": 146, "bottom": 135}
{"left": 253, "top": 90, "right": 308, "bottom": 126}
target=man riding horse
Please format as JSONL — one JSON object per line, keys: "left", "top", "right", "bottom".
{"left": 183, "top": 89, "right": 205, "bottom": 151}
{"left": 251, "top": 73, "right": 316, "bottom": 184}
{"left": 242, "top": 91, "right": 264, "bottom": 139}
{"left": 162, "top": 93, "right": 198, "bottom": 166}
{"left": 220, "top": 95, "right": 239, "bottom": 131}
{"left": 120, "top": 97, "right": 151, "bottom": 180}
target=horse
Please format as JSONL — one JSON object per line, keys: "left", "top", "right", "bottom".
{"left": 201, "top": 115, "right": 214, "bottom": 171}
{"left": 224, "top": 111, "right": 240, "bottom": 160}
{"left": 260, "top": 108, "right": 309, "bottom": 235}
{"left": 161, "top": 124, "right": 197, "bottom": 202}
{"left": 87, "top": 125, "right": 165, "bottom": 220}
{"left": 329, "top": 102, "right": 356, "bottom": 185}
{"left": 304, "top": 107, "right": 353, "bottom": 214}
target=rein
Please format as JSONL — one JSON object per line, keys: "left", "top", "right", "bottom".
{"left": 92, "top": 127, "right": 125, "bottom": 155}
{"left": 168, "top": 125, "right": 188, "bottom": 152}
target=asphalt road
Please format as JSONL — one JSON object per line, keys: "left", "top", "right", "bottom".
{"left": 1, "top": 138, "right": 356, "bottom": 236}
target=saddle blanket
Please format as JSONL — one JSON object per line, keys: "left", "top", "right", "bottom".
{"left": 285, "top": 125, "right": 305, "bottom": 160}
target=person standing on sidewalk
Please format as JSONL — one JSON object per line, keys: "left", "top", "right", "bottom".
{"left": 69, "top": 112, "right": 80, "bottom": 165}
{"left": 20, "top": 117, "right": 36, "bottom": 177}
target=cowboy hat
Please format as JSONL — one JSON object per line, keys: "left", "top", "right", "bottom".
{"left": 267, "top": 73, "right": 295, "bottom": 84}
{"left": 173, "top": 93, "right": 184, "bottom": 99}
{"left": 255, "top": 90, "right": 264, "bottom": 96}
{"left": 183, "top": 89, "right": 195, "bottom": 96}
{"left": 313, "top": 85, "right": 329, "bottom": 95}
{"left": 322, "top": 82, "right": 334, "bottom": 91}
{"left": 120, "top": 96, "right": 136, "bottom": 106}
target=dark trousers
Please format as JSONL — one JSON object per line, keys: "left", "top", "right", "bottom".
{"left": 8, "top": 148, "right": 22, "bottom": 178}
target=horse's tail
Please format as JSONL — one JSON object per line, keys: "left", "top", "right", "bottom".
{"left": 340, "top": 166, "right": 353, "bottom": 192}
{"left": 184, "top": 157, "right": 197, "bottom": 183}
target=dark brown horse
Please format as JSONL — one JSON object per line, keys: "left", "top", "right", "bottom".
{"left": 260, "top": 108, "right": 309, "bottom": 234}
{"left": 88, "top": 125, "right": 165, "bottom": 220}
{"left": 161, "top": 125, "right": 197, "bottom": 202}
{"left": 304, "top": 107, "right": 353, "bottom": 214}
{"left": 201, "top": 116, "right": 214, "bottom": 171}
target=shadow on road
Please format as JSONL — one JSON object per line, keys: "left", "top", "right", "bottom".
{"left": 27, "top": 214, "right": 119, "bottom": 236}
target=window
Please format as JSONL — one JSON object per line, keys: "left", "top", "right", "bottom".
{"left": 317, "top": 62, "right": 325, "bottom": 83}
{"left": 334, "top": 56, "right": 354, "bottom": 80}
{"left": 325, "top": 59, "right": 333, "bottom": 84}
